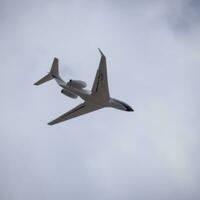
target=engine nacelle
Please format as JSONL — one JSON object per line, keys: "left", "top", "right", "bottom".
{"left": 61, "top": 89, "right": 77, "bottom": 99}
{"left": 67, "top": 79, "right": 87, "bottom": 89}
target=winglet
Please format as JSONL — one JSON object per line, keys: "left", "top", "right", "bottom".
{"left": 98, "top": 48, "right": 105, "bottom": 57}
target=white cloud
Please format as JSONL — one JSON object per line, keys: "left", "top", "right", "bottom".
{"left": 0, "top": 0, "right": 199, "bottom": 200}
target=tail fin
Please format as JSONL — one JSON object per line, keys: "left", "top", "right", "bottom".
{"left": 34, "top": 57, "right": 59, "bottom": 86}
{"left": 50, "top": 57, "right": 59, "bottom": 78}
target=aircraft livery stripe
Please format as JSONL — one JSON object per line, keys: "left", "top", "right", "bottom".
{"left": 95, "top": 70, "right": 101, "bottom": 92}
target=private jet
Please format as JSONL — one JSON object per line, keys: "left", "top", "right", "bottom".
{"left": 34, "top": 49, "right": 133, "bottom": 125}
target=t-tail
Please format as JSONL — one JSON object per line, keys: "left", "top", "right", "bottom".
{"left": 34, "top": 58, "right": 60, "bottom": 86}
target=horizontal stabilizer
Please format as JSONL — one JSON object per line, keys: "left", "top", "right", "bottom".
{"left": 34, "top": 73, "right": 53, "bottom": 85}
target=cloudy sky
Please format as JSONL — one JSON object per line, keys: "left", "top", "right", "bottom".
{"left": 1, "top": 0, "right": 200, "bottom": 199}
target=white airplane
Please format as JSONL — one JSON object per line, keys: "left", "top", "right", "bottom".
{"left": 34, "top": 49, "right": 133, "bottom": 125}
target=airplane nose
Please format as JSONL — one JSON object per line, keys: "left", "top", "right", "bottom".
{"left": 125, "top": 104, "right": 134, "bottom": 112}
{"left": 127, "top": 106, "right": 134, "bottom": 112}
{"left": 118, "top": 100, "right": 134, "bottom": 112}
{"left": 111, "top": 98, "right": 134, "bottom": 112}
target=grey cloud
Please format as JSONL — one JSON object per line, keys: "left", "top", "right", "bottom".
{"left": 164, "top": 0, "right": 200, "bottom": 33}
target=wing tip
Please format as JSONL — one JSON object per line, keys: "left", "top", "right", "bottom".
{"left": 33, "top": 80, "right": 42, "bottom": 86}
{"left": 53, "top": 57, "right": 59, "bottom": 61}
{"left": 98, "top": 48, "right": 105, "bottom": 57}
{"left": 47, "top": 121, "right": 54, "bottom": 126}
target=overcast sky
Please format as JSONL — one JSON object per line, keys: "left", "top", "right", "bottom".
{"left": 1, "top": 0, "right": 200, "bottom": 200}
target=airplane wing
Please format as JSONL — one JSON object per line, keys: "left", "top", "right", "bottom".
{"left": 48, "top": 103, "right": 101, "bottom": 125}
{"left": 91, "top": 49, "right": 110, "bottom": 100}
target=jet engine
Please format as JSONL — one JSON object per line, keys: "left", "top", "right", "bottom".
{"left": 67, "top": 79, "right": 87, "bottom": 89}
{"left": 61, "top": 89, "right": 77, "bottom": 99}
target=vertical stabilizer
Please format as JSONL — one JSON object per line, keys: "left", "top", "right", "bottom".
{"left": 50, "top": 57, "right": 59, "bottom": 78}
